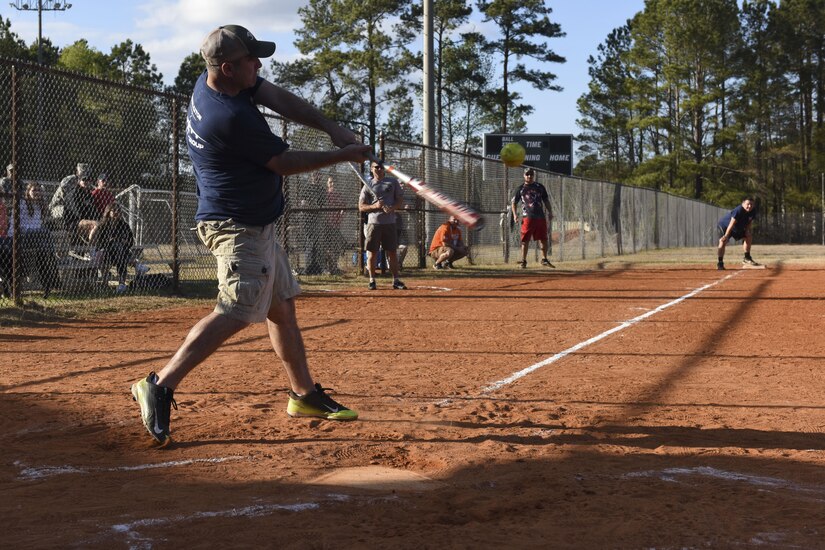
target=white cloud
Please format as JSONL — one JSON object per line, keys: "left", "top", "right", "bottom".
{"left": 135, "top": 0, "right": 305, "bottom": 34}
{"left": 132, "top": 0, "right": 308, "bottom": 82}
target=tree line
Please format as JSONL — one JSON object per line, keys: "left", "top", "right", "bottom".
{"left": 5, "top": 1, "right": 820, "bottom": 217}
{"left": 1, "top": 0, "right": 566, "bottom": 158}
{"left": 575, "top": 0, "right": 825, "bottom": 217}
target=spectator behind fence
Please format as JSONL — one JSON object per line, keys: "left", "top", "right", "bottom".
{"left": 323, "top": 176, "right": 345, "bottom": 274}
{"left": 50, "top": 163, "right": 89, "bottom": 226}
{"left": 92, "top": 173, "right": 116, "bottom": 215}
{"left": 20, "top": 182, "right": 60, "bottom": 299}
{"left": 89, "top": 202, "right": 148, "bottom": 294}
{"left": 429, "top": 214, "right": 468, "bottom": 269}
{"left": 64, "top": 172, "right": 100, "bottom": 246}
{"left": 0, "top": 181, "right": 10, "bottom": 297}
{"left": 0, "top": 163, "right": 22, "bottom": 198}
{"left": 299, "top": 172, "right": 323, "bottom": 275}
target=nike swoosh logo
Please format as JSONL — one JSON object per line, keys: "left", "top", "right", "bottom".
{"left": 153, "top": 418, "right": 164, "bottom": 435}
{"left": 324, "top": 405, "right": 340, "bottom": 413}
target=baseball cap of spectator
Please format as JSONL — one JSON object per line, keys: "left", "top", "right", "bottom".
{"left": 200, "top": 25, "right": 276, "bottom": 66}
{"left": 523, "top": 167, "right": 535, "bottom": 176}
{"left": 98, "top": 173, "right": 108, "bottom": 182}
{"left": 77, "top": 163, "right": 90, "bottom": 178}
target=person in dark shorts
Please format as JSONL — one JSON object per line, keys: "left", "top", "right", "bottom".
{"left": 358, "top": 162, "right": 406, "bottom": 290}
{"left": 717, "top": 197, "right": 758, "bottom": 270}
{"left": 130, "top": 24, "right": 371, "bottom": 447}
{"left": 511, "top": 167, "right": 554, "bottom": 268}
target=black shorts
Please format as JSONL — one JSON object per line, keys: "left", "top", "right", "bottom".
{"left": 365, "top": 223, "right": 398, "bottom": 252}
{"left": 717, "top": 226, "right": 744, "bottom": 241}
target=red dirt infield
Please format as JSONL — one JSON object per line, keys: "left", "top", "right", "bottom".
{"left": 2, "top": 246, "right": 825, "bottom": 548}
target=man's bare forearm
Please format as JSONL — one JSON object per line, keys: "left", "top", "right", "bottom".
{"left": 266, "top": 145, "right": 369, "bottom": 176}
{"left": 254, "top": 81, "right": 356, "bottom": 147}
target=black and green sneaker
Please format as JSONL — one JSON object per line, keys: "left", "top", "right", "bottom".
{"left": 287, "top": 383, "right": 358, "bottom": 421}
{"left": 131, "top": 371, "right": 177, "bottom": 447}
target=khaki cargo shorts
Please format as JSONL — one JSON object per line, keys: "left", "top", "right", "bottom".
{"left": 197, "top": 219, "right": 300, "bottom": 324}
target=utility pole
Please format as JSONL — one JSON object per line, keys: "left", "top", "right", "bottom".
{"left": 8, "top": 1, "right": 73, "bottom": 64}
{"left": 422, "top": 0, "right": 437, "bottom": 257}
{"left": 8, "top": 1, "right": 72, "bottom": 176}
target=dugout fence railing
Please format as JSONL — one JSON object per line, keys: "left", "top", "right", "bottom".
{"left": 0, "top": 58, "right": 750, "bottom": 308}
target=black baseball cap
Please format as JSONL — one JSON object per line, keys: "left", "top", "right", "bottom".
{"left": 201, "top": 25, "right": 276, "bottom": 66}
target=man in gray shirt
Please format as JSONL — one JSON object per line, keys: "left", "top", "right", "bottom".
{"left": 358, "top": 161, "right": 406, "bottom": 290}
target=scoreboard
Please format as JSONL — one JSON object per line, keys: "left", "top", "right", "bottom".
{"left": 484, "top": 133, "right": 573, "bottom": 176}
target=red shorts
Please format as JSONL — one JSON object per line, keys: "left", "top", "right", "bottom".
{"left": 520, "top": 217, "right": 548, "bottom": 242}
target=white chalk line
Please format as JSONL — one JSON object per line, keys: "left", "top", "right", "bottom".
{"left": 14, "top": 456, "right": 245, "bottom": 481}
{"left": 624, "top": 466, "right": 825, "bottom": 501}
{"left": 479, "top": 272, "right": 740, "bottom": 395}
{"left": 111, "top": 501, "right": 322, "bottom": 540}
{"left": 311, "top": 285, "right": 452, "bottom": 293}
{"left": 107, "top": 493, "right": 396, "bottom": 547}
{"left": 416, "top": 285, "right": 453, "bottom": 292}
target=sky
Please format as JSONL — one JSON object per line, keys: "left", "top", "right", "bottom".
{"left": 3, "top": 0, "right": 646, "bottom": 141}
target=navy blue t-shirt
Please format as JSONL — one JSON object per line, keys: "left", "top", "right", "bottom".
{"left": 718, "top": 204, "right": 756, "bottom": 237}
{"left": 513, "top": 182, "right": 549, "bottom": 219}
{"left": 187, "top": 72, "right": 289, "bottom": 225}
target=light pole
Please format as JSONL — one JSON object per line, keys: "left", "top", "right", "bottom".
{"left": 8, "top": 1, "right": 73, "bottom": 64}
{"left": 8, "top": 1, "right": 71, "bottom": 175}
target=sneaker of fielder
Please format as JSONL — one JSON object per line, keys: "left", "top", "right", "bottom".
{"left": 540, "top": 258, "right": 555, "bottom": 268}
{"left": 131, "top": 371, "right": 177, "bottom": 447}
{"left": 287, "top": 384, "right": 358, "bottom": 421}
{"left": 392, "top": 279, "right": 407, "bottom": 290}
{"left": 433, "top": 262, "right": 443, "bottom": 270}
{"left": 717, "top": 261, "right": 725, "bottom": 270}
{"left": 518, "top": 260, "right": 527, "bottom": 269}
{"left": 368, "top": 280, "right": 377, "bottom": 290}
{"left": 743, "top": 255, "right": 760, "bottom": 266}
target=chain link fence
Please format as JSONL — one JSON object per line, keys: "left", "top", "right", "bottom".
{"left": 1, "top": 58, "right": 759, "bottom": 310}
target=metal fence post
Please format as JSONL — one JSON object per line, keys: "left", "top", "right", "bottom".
{"left": 630, "top": 187, "right": 637, "bottom": 253}
{"left": 281, "top": 118, "right": 290, "bottom": 257}
{"left": 599, "top": 180, "right": 605, "bottom": 257}
{"left": 559, "top": 177, "right": 565, "bottom": 262}
{"left": 171, "top": 98, "right": 180, "bottom": 294}
{"left": 10, "top": 64, "right": 21, "bottom": 305}
{"left": 580, "top": 178, "right": 585, "bottom": 260}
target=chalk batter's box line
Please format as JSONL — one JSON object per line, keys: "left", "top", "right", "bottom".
{"left": 435, "top": 271, "right": 741, "bottom": 405}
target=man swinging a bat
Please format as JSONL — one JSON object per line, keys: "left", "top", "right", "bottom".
{"left": 130, "top": 24, "right": 370, "bottom": 447}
